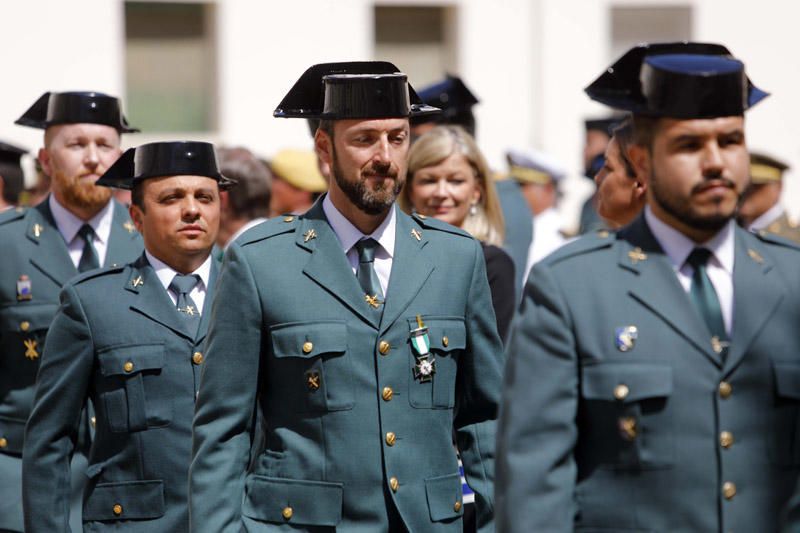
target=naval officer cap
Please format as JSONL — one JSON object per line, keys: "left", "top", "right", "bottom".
{"left": 585, "top": 42, "right": 768, "bottom": 118}
{"left": 15, "top": 91, "right": 139, "bottom": 132}
{"left": 96, "top": 141, "right": 236, "bottom": 190}
{"left": 507, "top": 149, "right": 567, "bottom": 185}
{"left": 749, "top": 152, "right": 790, "bottom": 184}
{"left": 412, "top": 75, "right": 479, "bottom": 135}
{"left": 273, "top": 61, "right": 440, "bottom": 120}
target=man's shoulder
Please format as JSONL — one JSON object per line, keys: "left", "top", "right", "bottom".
{"left": 236, "top": 215, "right": 298, "bottom": 247}
{"left": 409, "top": 212, "right": 473, "bottom": 240}
{"left": 0, "top": 206, "right": 37, "bottom": 233}
{"left": 538, "top": 228, "right": 617, "bottom": 268}
{"left": 67, "top": 264, "right": 130, "bottom": 293}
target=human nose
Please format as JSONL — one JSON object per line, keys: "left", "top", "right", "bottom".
{"left": 373, "top": 136, "right": 391, "bottom": 164}
{"left": 182, "top": 197, "right": 200, "bottom": 220}
{"left": 702, "top": 142, "right": 724, "bottom": 177}
{"left": 84, "top": 144, "right": 99, "bottom": 168}
{"left": 433, "top": 179, "right": 449, "bottom": 198}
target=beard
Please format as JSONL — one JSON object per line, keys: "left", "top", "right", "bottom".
{"left": 52, "top": 169, "right": 111, "bottom": 211}
{"left": 330, "top": 147, "right": 403, "bottom": 216}
{"left": 649, "top": 167, "right": 737, "bottom": 233}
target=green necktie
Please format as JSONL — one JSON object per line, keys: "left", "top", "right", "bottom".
{"left": 170, "top": 274, "right": 202, "bottom": 333}
{"left": 355, "top": 238, "right": 384, "bottom": 309}
{"left": 77, "top": 224, "right": 100, "bottom": 273}
{"left": 686, "top": 248, "right": 728, "bottom": 354}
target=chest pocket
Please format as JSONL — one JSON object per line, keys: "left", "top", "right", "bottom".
{"left": 97, "top": 344, "right": 171, "bottom": 433}
{"left": 0, "top": 302, "right": 58, "bottom": 367}
{"left": 408, "top": 316, "right": 466, "bottom": 409}
{"left": 580, "top": 363, "right": 674, "bottom": 469}
{"left": 770, "top": 360, "right": 800, "bottom": 466}
{"left": 269, "top": 321, "right": 353, "bottom": 413}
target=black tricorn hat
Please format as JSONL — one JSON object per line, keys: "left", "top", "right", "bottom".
{"left": 412, "top": 75, "right": 479, "bottom": 136}
{"left": 584, "top": 115, "right": 625, "bottom": 135}
{"left": 585, "top": 42, "right": 768, "bottom": 118}
{"left": 15, "top": 91, "right": 139, "bottom": 132}
{"left": 96, "top": 141, "right": 236, "bottom": 190}
{"left": 273, "top": 61, "right": 440, "bottom": 120}
{"left": 0, "top": 141, "right": 28, "bottom": 165}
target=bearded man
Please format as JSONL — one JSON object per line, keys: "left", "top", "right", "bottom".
{"left": 190, "top": 62, "right": 504, "bottom": 532}
{"left": 0, "top": 92, "right": 142, "bottom": 532}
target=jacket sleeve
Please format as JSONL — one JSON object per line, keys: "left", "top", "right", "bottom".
{"left": 23, "top": 284, "right": 93, "bottom": 533}
{"left": 456, "top": 240, "right": 505, "bottom": 533}
{"left": 495, "top": 262, "right": 579, "bottom": 532}
{"left": 190, "top": 242, "right": 263, "bottom": 532}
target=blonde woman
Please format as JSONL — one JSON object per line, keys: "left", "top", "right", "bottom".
{"left": 401, "top": 125, "right": 515, "bottom": 342}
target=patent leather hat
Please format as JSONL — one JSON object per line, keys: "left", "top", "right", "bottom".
{"left": 274, "top": 61, "right": 440, "bottom": 120}
{"left": 412, "top": 75, "right": 479, "bottom": 136}
{"left": 96, "top": 141, "right": 235, "bottom": 190}
{"left": 15, "top": 91, "right": 139, "bottom": 132}
{"left": 585, "top": 42, "right": 768, "bottom": 118}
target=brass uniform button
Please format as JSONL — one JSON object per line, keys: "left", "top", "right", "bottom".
{"left": 719, "top": 381, "right": 732, "bottom": 399}
{"left": 0, "top": 437, "right": 7, "bottom": 448}
{"left": 720, "top": 431, "right": 734, "bottom": 449}
{"left": 282, "top": 506, "right": 293, "bottom": 520}
{"left": 302, "top": 341, "right": 313, "bottom": 354}
{"left": 389, "top": 477, "right": 399, "bottom": 492}
{"left": 613, "top": 383, "right": 629, "bottom": 401}
{"left": 123, "top": 361, "right": 134, "bottom": 373}
{"left": 454, "top": 501, "right": 462, "bottom": 512}
{"left": 385, "top": 432, "right": 396, "bottom": 446}
{"left": 382, "top": 387, "right": 393, "bottom": 401}
{"left": 379, "top": 341, "right": 391, "bottom": 355}
{"left": 192, "top": 352, "right": 204, "bottom": 365}
{"left": 20, "top": 321, "right": 30, "bottom": 332}
{"left": 442, "top": 336, "right": 449, "bottom": 348}
{"left": 112, "top": 504, "right": 123, "bottom": 516}
{"left": 722, "top": 481, "right": 737, "bottom": 500}
{"left": 283, "top": 216, "right": 294, "bottom": 223}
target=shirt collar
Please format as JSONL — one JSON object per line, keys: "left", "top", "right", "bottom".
{"left": 748, "top": 202, "right": 785, "bottom": 232}
{"left": 49, "top": 194, "right": 114, "bottom": 245}
{"left": 645, "top": 206, "right": 735, "bottom": 275}
{"left": 144, "top": 249, "right": 212, "bottom": 292}
{"left": 322, "top": 194, "right": 396, "bottom": 258}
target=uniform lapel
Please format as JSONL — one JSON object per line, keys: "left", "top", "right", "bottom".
{"left": 621, "top": 216, "right": 723, "bottom": 368}
{"left": 299, "top": 203, "right": 380, "bottom": 329}
{"left": 105, "top": 199, "right": 140, "bottom": 266}
{"left": 125, "top": 254, "right": 195, "bottom": 341}
{"left": 379, "top": 209, "right": 434, "bottom": 333}
{"left": 724, "top": 229, "right": 783, "bottom": 374}
{"left": 195, "top": 255, "right": 221, "bottom": 344}
{"left": 27, "top": 199, "right": 77, "bottom": 286}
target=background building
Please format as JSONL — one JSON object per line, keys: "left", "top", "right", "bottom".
{"left": 3, "top": 0, "right": 798, "bottom": 228}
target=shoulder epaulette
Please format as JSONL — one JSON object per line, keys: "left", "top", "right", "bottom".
{"left": 411, "top": 213, "right": 472, "bottom": 238}
{"left": 754, "top": 229, "right": 800, "bottom": 251}
{"left": 238, "top": 214, "right": 298, "bottom": 246}
{"left": 542, "top": 229, "right": 615, "bottom": 265}
{"left": 0, "top": 206, "right": 28, "bottom": 226}
{"left": 71, "top": 264, "right": 127, "bottom": 286}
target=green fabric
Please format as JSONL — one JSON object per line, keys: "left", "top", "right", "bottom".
{"left": 77, "top": 224, "right": 100, "bottom": 273}
{"left": 686, "top": 248, "right": 728, "bottom": 348}
{"left": 355, "top": 238, "right": 383, "bottom": 302}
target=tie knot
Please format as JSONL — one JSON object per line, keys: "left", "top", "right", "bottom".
{"left": 78, "top": 224, "right": 95, "bottom": 241}
{"left": 687, "top": 248, "right": 713, "bottom": 269}
{"left": 169, "top": 274, "right": 200, "bottom": 295}
{"left": 355, "top": 238, "right": 380, "bottom": 263}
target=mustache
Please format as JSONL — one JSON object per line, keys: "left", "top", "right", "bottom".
{"left": 363, "top": 162, "right": 398, "bottom": 178}
{"left": 692, "top": 177, "right": 736, "bottom": 194}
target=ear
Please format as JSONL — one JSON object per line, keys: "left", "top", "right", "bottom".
{"left": 315, "top": 129, "right": 333, "bottom": 168}
{"left": 38, "top": 147, "right": 52, "bottom": 177}
{"left": 628, "top": 144, "right": 651, "bottom": 187}
{"left": 632, "top": 179, "right": 647, "bottom": 201}
{"left": 219, "top": 190, "right": 230, "bottom": 210}
{"left": 129, "top": 203, "right": 145, "bottom": 233}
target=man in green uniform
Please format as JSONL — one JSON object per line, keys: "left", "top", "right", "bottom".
{"left": 738, "top": 151, "right": 800, "bottom": 243}
{"left": 0, "top": 91, "right": 141, "bottom": 532}
{"left": 190, "top": 61, "right": 504, "bottom": 532}
{"left": 497, "top": 42, "right": 800, "bottom": 531}
{"left": 23, "top": 141, "right": 233, "bottom": 531}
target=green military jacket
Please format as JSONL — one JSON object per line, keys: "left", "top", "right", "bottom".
{"left": 23, "top": 253, "right": 219, "bottom": 531}
{"left": 0, "top": 198, "right": 141, "bottom": 532}
{"left": 190, "top": 201, "right": 503, "bottom": 532}
{"left": 496, "top": 215, "right": 800, "bottom": 532}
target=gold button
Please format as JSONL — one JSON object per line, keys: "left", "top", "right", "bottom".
{"left": 379, "top": 340, "right": 391, "bottom": 355}
{"left": 123, "top": 361, "right": 134, "bottom": 373}
{"left": 20, "top": 321, "right": 30, "bottom": 332}
{"left": 90, "top": 416, "right": 96, "bottom": 428}
{"left": 283, "top": 216, "right": 294, "bottom": 223}
{"left": 282, "top": 506, "right": 293, "bottom": 520}
{"left": 192, "top": 352, "right": 204, "bottom": 365}
{"left": 442, "top": 336, "right": 449, "bottom": 347}
{"left": 385, "top": 432, "right": 396, "bottom": 446}
{"left": 720, "top": 431, "right": 734, "bottom": 449}
{"left": 719, "top": 381, "right": 732, "bottom": 399}
{"left": 382, "top": 387, "right": 393, "bottom": 401}
{"left": 722, "top": 481, "right": 736, "bottom": 500}
{"left": 112, "top": 504, "right": 123, "bottom": 516}
{"left": 613, "top": 383, "right": 629, "bottom": 401}
{"left": 389, "top": 476, "right": 399, "bottom": 492}
{"left": 0, "top": 437, "right": 7, "bottom": 448}
{"left": 454, "top": 501, "right": 462, "bottom": 512}
{"left": 302, "top": 341, "right": 313, "bottom": 354}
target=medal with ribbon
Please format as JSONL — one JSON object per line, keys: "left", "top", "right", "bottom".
{"left": 410, "top": 315, "right": 436, "bottom": 382}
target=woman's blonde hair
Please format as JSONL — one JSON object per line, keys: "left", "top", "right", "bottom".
{"left": 401, "top": 125, "right": 505, "bottom": 246}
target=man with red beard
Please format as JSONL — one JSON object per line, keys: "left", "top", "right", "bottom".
{"left": 0, "top": 91, "right": 142, "bottom": 532}
{"left": 190, "top": 62, "right": 504, "bottom": 532}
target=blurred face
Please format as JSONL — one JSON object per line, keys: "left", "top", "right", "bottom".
{"left": 594, "top": 138, "right": 645, "bottom": 228}
{"left": 409, "top": 152, "right": 481, "bottom": 228}
{"left": 738, "top": 181, "right": 782, "bottom": 226}
{"left": 584, "top": 130, "right": 610, "bottom": 171}
{"left": 130, "top": 175, "right": 220, "bottom": 270}
{"left": 317, "top": 118, "right": 409, "bottom": 216}
{"left": 634, "top": 116, "right": 749, "bottom": 239}
{"left": 40, "top": 123, "right": 121, "bottom": 211}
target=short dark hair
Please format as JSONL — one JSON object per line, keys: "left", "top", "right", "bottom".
{"left": 612, "top": 118, "right": 637, "bottom": 179}
{"left": 217, "top": 147, "right": 272, "bottom": 220}
{"left": 631, "top": 115, "right": 660, "bottom": 148}
{"left": 318, "top": 119, "right": 335, "bottom": 140}
{"left": 131, "top": 181, "right": 144, "bottom": 211}
{"left": 0, "top": 161, "right": 24, "bottom": 204}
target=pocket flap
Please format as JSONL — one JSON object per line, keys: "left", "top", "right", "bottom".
{"left": 83, "top": 480, "right": 165, "bottom": 521}
{"left": 406, "top": 316, "right": 467, "bottom": 352}
{"left": 0, "top": 416, "right": 26, "bottom": 455}
{"left": 582, "top": 364, "right": 672, "bottom": 402}
{"left": 0, "top": 303, "right": 59, "bottom": 333}
{"left": 98, "top": 344, "right": 165, "bottom": 376}
{"left": 773, "top": 361, "right": 800, "bottom": 400}
{"left": 270, "top": 321, "right": 347, "bottom": 359}
{"left": 425, "top": 473, "right": 464, "bottom": 522}
{"left": 242, "top": 475, "right": 343, "bottom": 526}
